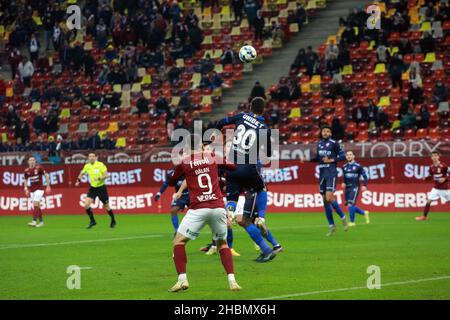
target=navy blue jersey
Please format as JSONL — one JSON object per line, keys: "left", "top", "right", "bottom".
{"left": 216, "top": 112, "right": 271, "bottom": 165}
{"left": 159, "top": 169, "right": 189, "bottom": 196}
{"left": 343, "top": 162, "right": 368, "bottom": 187}
{"left": 311, "top": 138, "right": 346, "bottom": 177}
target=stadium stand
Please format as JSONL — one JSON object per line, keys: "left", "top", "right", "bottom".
{"left": 0, "top": 0, "right": 315, "bottom": 153}
{"left": 227, "top": 0, "right": 450, "bottom": 144}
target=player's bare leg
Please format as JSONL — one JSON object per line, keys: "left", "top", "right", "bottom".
{"left": 416, "top": 200, "right": 431, "bottom": 221}
{"left": 170, "top": 206, "right": 181, "bottom": 235}
{"left": 84, "top": 197, "right": 97, "bottom": 229}
{"left": 169, "top": 233, "right": 190, "bottom": 292}
{"left": 104, "top": 203, "right": 116, "bottom": 228}
{"left": 216, "top": 239, "right": 241, "bottom": 291}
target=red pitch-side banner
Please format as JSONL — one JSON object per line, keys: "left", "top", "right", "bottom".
{"left": 0, "top": 158, "right": 448, "bottom": 215}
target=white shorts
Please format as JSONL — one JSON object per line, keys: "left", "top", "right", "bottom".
{"left": 178, "top": 207, "right": 228, "bottom": 241}
{"left": 428, "top": 188, "right": 450, "bottom": 202}
{"left": 235, "top": 196, "right": 245, "bottom": 216}
{"left": 30, "top": 190, "right": 44, "bottom": 203}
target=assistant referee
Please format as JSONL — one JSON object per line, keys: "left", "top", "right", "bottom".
{"left": 75, "top": 153, "right": 116, "bottom": 229}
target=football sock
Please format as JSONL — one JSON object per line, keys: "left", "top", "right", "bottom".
{"left": 219, "top": 247, "right": 234, "bottom": 274}
{"left": 245, "top": 224, "right": 271, "bottom": 254}
{"left": 32, "top": 207, "right": 39, "bottom": 221}
{"left": 349, "top": 205, "right": 356, "bottom": 222}
{"left": 37, "top": 208, "right": 43, "bottom": 222}
{"left": 86, "top": 208, "right": 95, "bottom": 222}
{"left": 256, "top": 190, "right": 267, "bottom": 219}
{"left": 354, "top": 206, "right": 365, "bottom": 215}
{"left": 173, "top": 244, "right": 187, "bottom": 274}
{"left": 265, "top": 229, "right": 279, "bottom": 247}
{"left": 171, "top": 214, "right": 179, "bottom": 231}
{"left": 107, "top": 210, "right": 115, "bottom": 222}
{"left": 423, "top": 203, "right": 431, "bottom": 217}
{"left": 331, "top": 200, "right": 345, "bottom": 219}
{"left": 227, "top": 228, "right": 233, "bottom": 248}
{"left": 324, "top": 204, "right": 334, "bottom": 226}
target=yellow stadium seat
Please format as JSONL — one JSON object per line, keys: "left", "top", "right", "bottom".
{"left": 301, "top": 83, "right": 310, "bottom": 93}
{"left": 391, "top": 120, "right": 400, "bottom": 131}
{"left": 374, "top": 63, "right": 386, "bottom": 74}
{"left": 141, "top": 75, "right": 152, "bottom": 84}
{"left": 402, "top": 70, "right": 410, "bottom": 81}
{"left": 32, "top": 16, "right": 42, "bottom": 25}
{"left": 192, "top": 73, "right": 201, "bottom": 88}
{"left": 176, "top": 59, "right": 185, "bottom": 68}
{"left": 424, "top": 52, "right": 436, "bottom": 63}
{"left": 289, "top": 23, "right": 299, "bottom": 33}
{"left": 137, "top": 67, "right": 146, "bottom": 77}
{"left": 214, "top": 64, "right": 223, "bottom": 73}
{"left": 1, "top": 133, "right": 7, "bottom": 143}
{"left": 116, "top": 137, "right": 126, "bottom": 148}
{"left": 326, "top": 35, "right": 337, "bottom": 44}
{"left": 420, "top": 21, "right": 431, "bottom": 32}
{"left": 289, "top": 107, "right": 301, "bottom": 118}
{"left": 171, "top": 96, "right": 180, "bottom": 106}
{"left": 310, "top": 75, "right": 321, "bottom": 85}
{"left": 131, "top": 83, "right": 141, "bottom": 92}
{"left": 143, "top": 90, "right": 151, "bottom": 99}
{"left": 378, "top": 96, "right": 390, "bottom": 107}
{"left": 201, "top": 95, "right": 212, "bottom": 105}
{"left": 388, "top": 47, "right": 399, "bottom": 56}
{"left": 368, "top": 40, "right": 376, "bottom": 50}
{"left": 59, "top": 108, "right": 70, "bottom": 119}
{"left": 31, "top": 102, "right": 41, "bottom": 112}
{"left": 212, "top": 87, "right": 222, "bottom": 97}
{"left": 6, "top": 86, "right": 13, "bottom": 97}
{"left": 0, "top": 25, "right": 4, "bottom": 35}
{"left": 341, "top": 65, "right": 353, "bottom": 75}
{"left": 113, "top": 84, "right": 121, "bottom": 93}
{"left": 107, "top": 122, "right": 118, "bottom": 133}
{"left": 98, "top": 131, "right": 107, "bottom": 140}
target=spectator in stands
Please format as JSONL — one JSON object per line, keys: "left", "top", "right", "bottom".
{"left": 189, "top": 110, "right": 202, "bottom": 133}
{"left": 168, "top": 66, "right": 182, "bottom": 84}
{"left": 46, "top": 110, "right": 59, "bottom": 134}
{"left": 296, "top": 4, "right": 307, "bottom": 26}
{"left": 32, "top": 111, "right": 46, "bottom": 135}
{"left": 400, "top": 107, "right": 416, "bottom": 130}
{"left": 244, "top": 0, "right": 258, "bottom": 28}
{"left": 376, "top": 106, "right": 390, "bottom": 129}
{"left": 156, "top": 91, "right": 169, "bottom": 114}
{"left": 250, "top": 81, "right": 266, "bottom": 100}
{"left": 200, "top": 53, "right": 215, "bottom": 74}
{"left": 9, "top": 47, "right": 22, "bottom": 80}
{"left": 408, "top": 82, "right": 424, "bottom": 105}
{"left": 47, "top": 136, "right": 58, "bottom": 157}
{"left": 417, "top": 105, "right": 430, "bottom": 129}
{"left": 291, "top": 48, "right": 306, "bottom": 71}
{"left": 18, "top": 57, "right": 34, "bottom": 87}
{"left": 288, "top": 79, "right": 301, "bottom": 101}
{"left": 325, "top": 55, "right": 340, "bottom": 76}
{"left": 254, "top": 9, "right": 265, "bottom": 41}
{"left": 304, "top": 46, "right": 319, "bottom": 76}
{"left": 325, "top": 40, "right": 339, "bottom": 62}
{"left": 71, "top": 42, "right": 85, "bottom": 71}
{"left": 15, "top": 137, "right": 27, "bottom": 152}
{"left": 376, "top": 42, "right": 390, "bottom": 63}
{"left": 340, "top": 25, "right": 357, "bottom": 45}
{"left": 389, "top": 53, "right": 405, "bottom": 89}
{"left": 433, "top": 80, "right": 448, "bottom": 104}
{"left": 232, "top": 0, "right": 244, "bottom": 23}
{"left": 331, "top": 117, "right": 345, "bottom": 141}
{"left": 88, "top": 129, "right": 102, "bottom": 150}
{"left": 398, "top": 37, "right": 412, "bottom": 55}
{"left": 6, "top": 105, "right": 19, "bottom": 127}
{"left": 84, "top": 50, "right": 96, "bottom": 81}
{"left": 136, "top": 92, "right": 149, "bottom": 116}
{"left": 188, "top": 21, "right": 204, "bottom": 52}
{"left": 29, "top": 33, "right": 40, "bottom": 63}
{"left": 353, "top": 101, "right": 368, "bottom": 124}
{"left": 268, "top": 104, "right": 279, "bottom": 126}
{"left": 55, "top": 135, "right": 67, "bottom": 155}
{"left": 408, "top": 64, "right": 422, "bottom": 88}
{"left": 210, "top": 71, "right": 223, "bottom": 89}
{"left": 33, "top": 135, "right": 48, "bottom": 152}
{"left": 95, "top": 19, "right": 108, "bottom": 49}
{"left": 169, "top": 38, "right": 184, "bottom": 60}
{"left": 328, "top": 78, "right": 352, "bottom": 101}
{"left": 420, "top": 31, "right": 434, "bottom": 53}
{"left": 78, "top": 133, "right": 89, "bottom": 150}
{"left": 124, "top": 58, "right": 138, "bottom": 83}
{"left": 0, "top": 76, "right": 5, "bottom": 107}
{"left": 273, "top": 79, "right": 290, "bottom": 101}
{"left": 98, "top": 64, "right": 110, "bottom": 86}
{"left": 14, "top": 116, "right": 30, "bottom": 144}
{"left": 199, "top": 72, "right": 211, "bottom": 89}
{"left": 221, "top": 46, "right": 235, "bottom": 66}
{"left": 179, "top": 91, "right": 192, "bottom": 111}
{"left": 367, "top": 99, "right": 379, "bottom": 127}
{"left": 101, "top": 132, "right": 115, "bottom": 150}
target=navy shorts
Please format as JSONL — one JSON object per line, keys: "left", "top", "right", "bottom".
{"left": 171, "top": 194, "right": 190, "bottom": 209}
{"left": 319, "top": 175, "right": 337, "bottom": 195}
{"left": 243, "top": 191, "right": 259, "bottom": 219}
{"left": 345, "top": 186, "right": 360, "bottom": 205}
{"left": 226, "top": 165, "right": 266, "bottom": 202}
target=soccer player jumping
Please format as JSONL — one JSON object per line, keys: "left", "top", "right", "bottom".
{"left": 342, "top": 150, "right": 370, "bottom": 226}
{"left": 75, "top": 153, "right": 116, "bottom": 229}
{"left": 216, "top": 97, "right": 280, "bottom": 262}
{"left": 311, "top": 125, "right": 348, "bottom": 236}
{"left": 168, "top": 135, "right": 241, "bottom": 292}
{"left": 23, "top": 156, "right": 51, "bottom": 227}
{"left": 416, "top": 151, "right": 449, "bottom": 221}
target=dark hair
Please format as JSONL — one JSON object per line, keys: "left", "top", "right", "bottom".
{"left": 250, "top": 97, "right": 265, "bottom": 115}
{"left": 319, "top": 124, "right": 332, "bottom": 139}
{"left": 431, "top": 151, "right": 440, "bottom": 156}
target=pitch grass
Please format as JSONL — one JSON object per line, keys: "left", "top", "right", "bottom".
{"left": 0, "top": 212, "right": 450, "bottom": 300}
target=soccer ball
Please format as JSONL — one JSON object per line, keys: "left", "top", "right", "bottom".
{"left": 239, "top": 45, "right": 257, "bottom": 63}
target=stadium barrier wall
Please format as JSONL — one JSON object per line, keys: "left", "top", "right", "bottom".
{"left": 0, "top": 158, "right": 448, "bottom": 215}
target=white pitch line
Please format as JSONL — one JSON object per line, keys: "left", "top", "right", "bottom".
{"left": 0, "top": 234, "right": 163, "bottom": 250}
{"left": 254, "top": 275, "right": 450, "bottom": 300}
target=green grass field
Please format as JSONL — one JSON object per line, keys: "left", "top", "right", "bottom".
{"left": 1, "top": 212, "right": 450, "bottom": 300}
